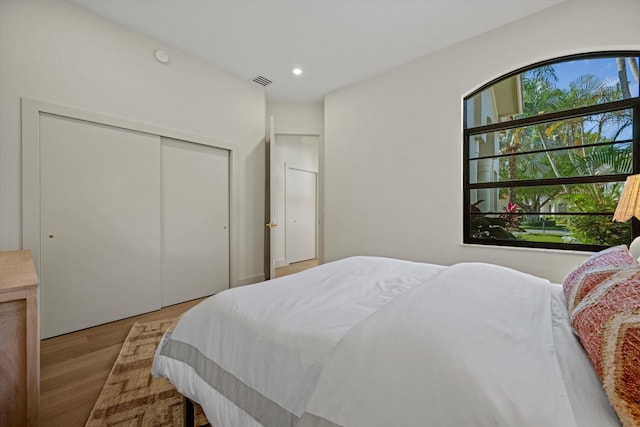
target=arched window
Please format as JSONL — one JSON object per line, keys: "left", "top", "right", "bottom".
{"left": 464, "top": 52, "right": 640, "bottom": 251}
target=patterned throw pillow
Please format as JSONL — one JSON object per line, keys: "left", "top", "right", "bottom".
{"left": 571, "top": 267, "right": 640, "bottom": 427}
{"left": 563, "top": 245, "right": 637, "bottom": 312}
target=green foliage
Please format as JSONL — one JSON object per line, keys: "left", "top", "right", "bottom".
{"left": 516, "top": 233, "right": 565, "bottom": 244}
{"left": 522, "top": 219, "right": 557, "bottom": 227}
{"left": 566, "top": 215, "right": 630, "bottom": 246}
{"left": 470, "top": 215, "right": 516, "bottom": 240}
{"left": 564, "top": 195, "right": 630, "bottom": 245}
{"left": 570, "top": 144, "right": 632, "bottom": 178}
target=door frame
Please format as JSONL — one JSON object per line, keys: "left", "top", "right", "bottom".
{"left": 265, "top": 116, "right": 277, "bottom": 280}
{"left": 21, "top": 98, "right": 240, "bottom": 287}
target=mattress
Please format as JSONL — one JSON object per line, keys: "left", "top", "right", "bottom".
{"left": 152, "top": 256, "right": 620, "bottom": 427}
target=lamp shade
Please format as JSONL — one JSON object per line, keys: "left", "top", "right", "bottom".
{"left": 613, "top": 174, "right": 640, "bottom": 222}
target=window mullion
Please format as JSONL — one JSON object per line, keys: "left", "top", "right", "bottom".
{"left": 469, "top": 174, "right": 628, "bottom": 190}
{"left": 463, "top": 52, "right": 639, "bottom": 251}
{"left": 466, "top": 98, "right": 638, "bottom": 136}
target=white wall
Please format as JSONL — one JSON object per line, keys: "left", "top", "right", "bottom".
{"left": 324, "top": 0, "right": 640, "bottom": 284}
{"left": 268, "top": 102, "right": 324, "bottom": 136}
{"left": 0, "top": 0, "right": 266, "bottom": 284}
{"left": 267, "top": 102, "right": 324, "bottom": 265}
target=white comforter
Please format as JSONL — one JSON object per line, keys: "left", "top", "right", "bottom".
{"left": 152, "top": 257, "right": 620, "bottom": 427}
{"left": 297, "top": 262, "right": 617, "bottom": 426}
{"left": 152, "top": 256, "right": 445, "bottom": 425}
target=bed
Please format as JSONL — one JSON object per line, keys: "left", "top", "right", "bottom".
{"left": 152, "top": 253, "right": 640, "bottom": 427}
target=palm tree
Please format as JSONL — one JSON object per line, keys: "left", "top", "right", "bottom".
{"left": 627, "top": 57, "right": 639, "bottom": 87}
{"left": 616, "top": 56, "right": 640, "bottom": 99}
{"left": 617, "top": 58, "right": 632, "bottom": 99}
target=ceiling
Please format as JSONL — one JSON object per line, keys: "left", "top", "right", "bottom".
{"left": 65, "top": 0, "right": 565, "bottom": 103}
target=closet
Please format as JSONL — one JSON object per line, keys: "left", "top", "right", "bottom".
{"left": 161, "top": 138, "right": 229, "bottom": 307}
{"left": 23, "top": 101, "right": 232, "bottom": 338}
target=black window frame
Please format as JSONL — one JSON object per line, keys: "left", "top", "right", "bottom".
{"left": 463, "top": 51, "right": 640, "bottom": 252}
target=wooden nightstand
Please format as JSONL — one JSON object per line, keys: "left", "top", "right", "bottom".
{"left": 0, "top": 250, "right": 39, "bottom": 427}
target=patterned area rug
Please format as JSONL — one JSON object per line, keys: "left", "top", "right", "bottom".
{"left": 85, "top": 318, "right": 209, "bottom": 426}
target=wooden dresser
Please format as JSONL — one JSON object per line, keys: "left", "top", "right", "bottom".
{"left": 0, "top": 250, "right": 39, "bottom": 427}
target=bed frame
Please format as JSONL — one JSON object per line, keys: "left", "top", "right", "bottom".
{"left": 183, "top": 396, "right": 196, "bottom": 427}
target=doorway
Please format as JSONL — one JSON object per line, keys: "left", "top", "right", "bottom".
{"left": 271, "top": 134, "right": 319, "bottom": 273}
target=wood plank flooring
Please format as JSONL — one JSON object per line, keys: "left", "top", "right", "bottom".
{"left": 39, "top": 258, "right": 319, "bottom": 426}
{"left": 40, "top": 298, "right": 205, "bottom": 427}
{"left": 275, "top": 258, "right": 319, "bottom": 277}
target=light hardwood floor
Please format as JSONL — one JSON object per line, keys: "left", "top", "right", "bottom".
{"left": 39, "top": 298, "right": 205, "bottom": 427}
{"left": 275, "top": 258, "right": 319, "bottom": 277}
{"left": 40, "top": 259, "right": 319, "bottom": 426}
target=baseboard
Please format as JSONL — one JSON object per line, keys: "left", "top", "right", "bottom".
{"left": 235, "top": 274, "right": 265, "bottom": 287}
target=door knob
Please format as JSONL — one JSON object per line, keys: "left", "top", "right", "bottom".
{"left": 265, "top": 222, "right": 278, "bottom": 228}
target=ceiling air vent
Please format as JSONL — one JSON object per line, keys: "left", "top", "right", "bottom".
{"left": 252, "top": 75, "right": 273, "bottom": 87}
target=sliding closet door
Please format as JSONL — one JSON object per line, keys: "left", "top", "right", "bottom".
{"left": 40, "top": 114, "right": 162, "bottom": 339}
{"left": 162, "top": 138, "right": 229, "bottom": 306}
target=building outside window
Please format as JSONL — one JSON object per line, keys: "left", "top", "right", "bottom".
{"left": 464, "top": 53, "right": 640, "bottom": 251}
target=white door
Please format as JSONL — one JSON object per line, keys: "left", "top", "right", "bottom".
{"left": 162, "top": 138, "right": 230, "bottom": 306}
{"left": 40, "top": 114, "right": 162, "bottom": 338}
{"left": 286, "top": 167, "right": 317, "bottom": 264}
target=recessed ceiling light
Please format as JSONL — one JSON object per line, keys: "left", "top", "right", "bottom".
{"left": 292, "top": 68, "right": 303, "bottom": 76}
